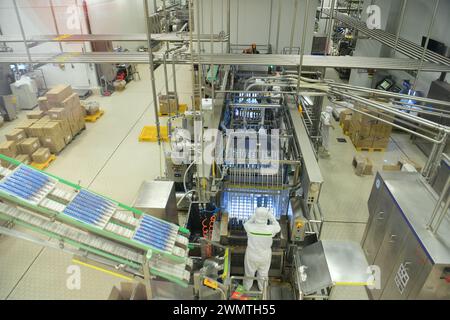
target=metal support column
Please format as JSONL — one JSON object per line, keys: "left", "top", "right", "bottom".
{"left": 49, "top": 0, "right": 63, "bottom": 53}
{"left": 267, "top": 0, "right": 273, "bottom": 51}
{"left": 12, "top": 0, "right": 31, "bottom": 63}
{"left": 210, "top": 0, "right": 215, "bottom": 100}
{"left": 393, "top": 0, "right": 408, "bottom": 54}
{"left": 427, "top": 176, "right": 450, "bottom": 233}
{"left": 188, "top": 0, "right": 196, "bottom": 109}
{"left": 197, "top": 0, "right": 204, "bottom": 98}
{"left": 144, "top": 0, "right": 161, "bottom": 144}
{"left": 289, "top": 0, "right": 299, "bottom": 54}
{"left": 275, "top": 0, "right": 282, "bottom": 54}
{"left": 227, "top": 0, "right": 231, "bottom": 53}
{"left": 326, "top": 0, "right": 336, "bottom": 55}
{"left": 413, "top": 0, "right": 440, "bottom": 90}
{"left": 296, "top": 0, "right": 310, "bottom": 96}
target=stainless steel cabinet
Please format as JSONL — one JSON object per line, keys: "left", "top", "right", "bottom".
{"left": 381, "top": 233, "right": 428, "bottom": 299}
{"left": 371, "top": 206, "right": 410, "bottom": 299}
{"left": 364, "top": 172, "right": 450, "bottom": 300}
{"left": 362, "top": 182, "right": 394, "bottom": 264}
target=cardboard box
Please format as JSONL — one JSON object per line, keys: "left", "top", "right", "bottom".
{"left": 382, "top": 159, "right": 422, "bottom": 172}
{"left": 17, "top": 137, "right": 41, "bottom": 155}
{"left": 339, "top": 110, "right": 352, "bottom": 134}
{"left": 158, "top": 94, "right": 178, "bottom": 114}
{"left": 28, "top": 122, "right": 43, "bottom": 138}
{"left": 43, "top": 121, "right": 64, "bottom": 137}
{"left": 6, "top": 128, "right": 27, "bottom": 143}
{"left": 26, "top": 110, "right": 45, "bottom": 120}
{"left": 0, "top": 141, "right": 17, "bottom": 158}
{"left": 32, "top": 148, "right": 51, "bottom": 164}
{"left": 15, "top": 119, "right": 38, "bottom": 136}
{"left": 15, "top": 154, "right": 31, "bottom": 164}
{"left": 38, "top": 97, "right": 49, "bottom": 112}
{"left": 48, "top": 108, "right": 70, "bottom": 120}
{"left": 42, "top": 136, "right": 65, "bottom": 154}
{"left": 55, "top": 119, "right": 73, "bottom": 144}
{"left": 352, "top": 155, "right": 373, "bottom": 176}
{"left": 46, "top": 85, "right": 72, "bottom": 104}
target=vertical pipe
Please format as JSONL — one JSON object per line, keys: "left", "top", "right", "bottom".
{"left": 210, "top": 0, "right": 215, "bottom": 100}
{"left": 143, "top": 0, "right": 161, "bottom": 144}
{"left": 267, "top": 0, "right": 273, "bottom": 51}
{"left": 326, "top": 0, "right": 336, "bottom": 55}
{"left": 197, "top": 0, "right": 204, "bottom": 98}
{"left": 163, "top": 0, "right": 171, "bottom": 112}
{"left": 188, "top": 0, "right": 196, "bottom": 110}
{"left": 413, "top": 0, "right": 440, "bottom": 90}
{"left": 393, "top": 0, "right": 407, "bottom": 54}
{"left": 172, "top": 57, "right": 179, "bottom": 114}
{"left": 236, "top": 0, "right": 239, "bottom": 47}
{"left": 427, "top": 176, "right": 450, "bottom": 230}
{"left": 289, "top": 0, "right": 299, "bottom": 54}
{"left": 227, "top": 0, "right": 231, "bottom": 53}
{"left": 163, "top": 54, "right": 170, "bottom": 112}
{"left": 49, "top": 0, "right": 63, "bottom": 53}
{"left": 432, "top": 193, "right": 449, "bottom": 234}
{"left": 296, "top": 0, "right": 310, "bottom": 96}
{"left": 275, "top": 0, "right": 282, "bottom": 54}
{"left": 12, "top": 0, "right": 31, "bottom": 63}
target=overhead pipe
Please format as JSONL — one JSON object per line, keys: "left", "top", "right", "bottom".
{"left": 331, "top": 89, "right": 450, "bottom": 134}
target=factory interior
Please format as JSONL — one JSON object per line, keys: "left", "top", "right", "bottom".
{"left": 0, "top": 0, "right": 449, "bottom": 301}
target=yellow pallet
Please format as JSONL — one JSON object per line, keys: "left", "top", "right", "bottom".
{"left": 31, "top": 155, "right": 57, "bottom": 170}
{"left": 139, "top": 125, "right": 169, "bottom": 142}
{"left": 85, "top": 110, "right": 105, "bottom": 122}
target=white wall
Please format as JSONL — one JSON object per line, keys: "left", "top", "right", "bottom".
{"left": 348, "top": 0, "right": 398, "bottom": 87}
{"left": 0, "top": 0, "right": 98, "bottom": 89}
{"left": 85, "top": 0, "right": 148, "bottom": 51}
{"left": 197, "top": 0, "right": 318, "bottom": 54}
{"left": 348, "top": 0, "right": 450, "bottom": 94}
{"left": 387, "top": 0, "right": 450, "bottom": 94}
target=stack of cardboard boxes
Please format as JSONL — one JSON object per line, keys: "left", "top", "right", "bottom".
{"left": 0, "top": 85, "right": 85, "bottom": 166}
{"left": 349, "top": 105, "right": 392, "bottom": 150}
{"left": 339, "top": 110, "right": 353, "bottom": 134}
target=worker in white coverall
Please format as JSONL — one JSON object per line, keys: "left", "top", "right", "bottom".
{"left": 320, "top": 106, "right": 335, "bottom": 157}
{"left": 243, "top": 207, "right": 281, "bottom": 291}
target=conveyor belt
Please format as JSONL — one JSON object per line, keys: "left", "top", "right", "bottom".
{"left": 0, "top": 154, "right": 191, "bottom": 287}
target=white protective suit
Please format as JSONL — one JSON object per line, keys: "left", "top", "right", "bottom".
{"left": 320, "top": 106, "right": 334, "bottom": 152}
{"left": 243, "top": 207, "right": 281, "bottom": 291}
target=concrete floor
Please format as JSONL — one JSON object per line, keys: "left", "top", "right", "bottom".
{"left": 0, "top": 66, "right": 428, "bottom": 300}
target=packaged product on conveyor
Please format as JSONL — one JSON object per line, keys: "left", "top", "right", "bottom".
{"left": 0, "top": 165, "right": 57, "bottom": 205}
{"left": 62, "top": 189, "right": 117, "bottom": 228}
{"left": 132, "top": 214, "right": 180, "bottom": 253}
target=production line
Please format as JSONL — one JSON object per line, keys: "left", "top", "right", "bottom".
{"left": 0, "top": 154, "right": 193, "bottom": 287}
{"left": 0, "top": 0, "right": 449, "bottom": 302}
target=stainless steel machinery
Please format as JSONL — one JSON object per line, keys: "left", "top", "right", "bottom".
{"left": 363, "top": 171, "right": 450, "bottom": 299}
